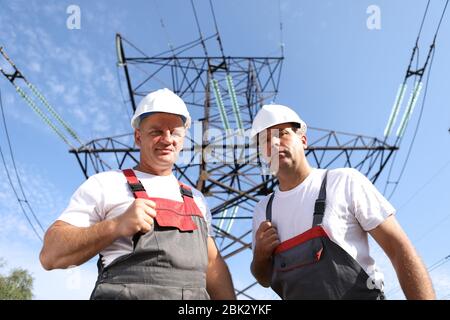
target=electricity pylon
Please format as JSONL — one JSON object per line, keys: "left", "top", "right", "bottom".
{"left": 69, "top": 33, "right": 397, "bottom": 298}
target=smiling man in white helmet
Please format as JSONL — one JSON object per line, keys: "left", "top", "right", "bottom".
{"left": 40, "top": 88, "right": 235, "bottom": 300}
{"left": 250, "top": 104, "right": 435, "bottom": 300}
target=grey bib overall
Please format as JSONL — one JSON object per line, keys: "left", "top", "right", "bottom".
{"left": 90, "top": 169, "right": 209, "bottom": 300}
{"left": 267, "top": 171, "right": 385, "bottom": 300}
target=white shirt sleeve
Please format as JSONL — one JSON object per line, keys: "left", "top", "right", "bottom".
{"left": 57, "top": 176, "right": 104, "bottom": 227}
{"left": 192, "top": 190, "right": 215, "bottom": 237}
{"left": 349, "top": 169, "right": 396, "bottom": 231}
{"left": 252, "top": 197, "right": 269, "bottom": 252}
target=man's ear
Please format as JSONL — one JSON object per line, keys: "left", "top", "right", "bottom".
{"left": 301, "top": 134, "right": 308, "bottom": 150}
{"left": 134, "top": 129, "right": 141, "bottom": 147}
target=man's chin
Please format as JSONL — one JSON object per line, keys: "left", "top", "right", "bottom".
{"left": 269, "top": 157, "right": 290, "bottom": 173}
{"left": 154, "top": 154, "right": 177, "bottom": 165}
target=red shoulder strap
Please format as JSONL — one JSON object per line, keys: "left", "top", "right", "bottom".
{"left": 122, "top": 169, "right": 203, "bottom": 231}
{"left": 122, "top": 169, "right": 150, "bottom": 200}
{"left": 178, "top": 182, "right": 202, "bottom": 216}
{"left": 123, "top": 169, "right": 202, "bottom": 216}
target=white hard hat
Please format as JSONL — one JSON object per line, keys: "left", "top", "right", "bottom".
{"left": 249, "top": 104, "right": 307, "bottom": 139}
{"left": 131, "top": 88, "right": 191, "bottom": 129}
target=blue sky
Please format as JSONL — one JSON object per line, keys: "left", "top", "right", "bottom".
{"left": 0, "top": 0, "right": 449, "bottom": 300}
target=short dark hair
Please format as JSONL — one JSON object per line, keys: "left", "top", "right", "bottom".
{"left": 291, "top": 122, "right": 301, "bottom": 133}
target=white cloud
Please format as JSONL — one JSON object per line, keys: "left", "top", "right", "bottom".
{"left": 63, "top": 85, "right": 80, "bottom": 106}
{"left": 41, "top": 2, "right": 62, "bottom": 18}
{"left": 71, "top": 107, "right": 88, "bottom": 124}
{"left": 100, "top": 67, "right": 116, "bottom": 94}
{"left": 0, "top": 158, "right": 98, "bottom": 300}
{"left": 91, "top": 110, "right": 111, "bottom": 134}
{"left": 47, "top": 78, "right": 65, "bottom": 95}
{"left": 0, "top": 160, "right": 66, "bottom": 243}
{"left": 74, "top": 50, "right": 94, "bottom": 78}
{"left": 432, "top": 266, "right": 450, "bottom": 300}
{"left": 1, "top": 2, "right": 128, "bottom": 143}
{"left": 0, "top": 59, "right": 12, "bottom": 74}
{"left": 29, "top": 61, "right": 41, "bottom": 73}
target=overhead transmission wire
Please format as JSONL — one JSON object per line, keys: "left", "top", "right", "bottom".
{"left": 152, "top": 0, "right": 175, "bottom": 53}
{"left": 382, "top": 0, "right": 448, "bottom": 199}
{"left": 191, "top": 0, "right": 242, "bottom": 133}
{"left": 0, "top": 47, "right": 82, "bottom": 148}
{"left": 278, "top": 0, "right": 285, "bottom": 57}
{"left": 151, "top": 0, "right": 187, "bottom": 96}
{"left": 382, "top": 49, "right": 421, "bottom": 196}
{"left": 0, "top": 46, "right": 112, "bottom": 171}
{"left": 385, "top": 1, "right": 448, "bottom": 196}
{"left": 263, "top": 0, "right": 285, "bottom": 59}
{"left": 390, "top": 159, "right": 450, "bottom": 254}
{"left": 385, "top": 47, "right": 435, "bottom": 200}
{"left": 0, "top": 89, "right": 44, "bottom": 241}
{"left": 190, "top": 0, "right": 243, "bottom": 236}
{"left": 386, "top": 253, "right": 450, "bottom": 297}
{"left": 383, "top": 1, "right": 430, "bottom": 140}
{"left": 115, "top": 65, "right": 132, "bottom": 122}
{"left": 210, "top": 0, "right": 244, "bottom": 132}
{"left": 190, "top": 0, "right": 229, "bottom": 131}
{"left": 208, "top": 0, "right": 243, "bottom": 233}
{"left": 390, "top": 163, "right": 450, "bottom": 244}
{"left": 209, "top": 0, "right": 244, "bottom": 130}
{"left": 270, "top": 0, "right": 285, "bottom": 103}
{"left": 190, "top": 0, "right": 210, "bottom": 58}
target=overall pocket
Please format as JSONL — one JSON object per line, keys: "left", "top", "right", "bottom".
{"left": 274, "top": 236, "right": 325, "bottom": 272}
{"left": 271, "top": 236, "right": 327, "bottom": 299}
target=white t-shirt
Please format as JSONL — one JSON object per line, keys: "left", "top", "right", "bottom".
{"left": 58, "top": 169, "right": 213, "bottom": 267}
{"left": 252, "top": 168, "right": 395, "bottom": 287}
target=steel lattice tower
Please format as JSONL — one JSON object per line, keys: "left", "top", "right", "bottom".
{"left": 70, "top": 33, "right": 397, "bottom": 299}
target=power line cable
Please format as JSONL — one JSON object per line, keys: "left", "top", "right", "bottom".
{"left": 387, "top": 253, "right": 450, "bottom": 297}
{"left": 278, "top": 0, "right": 285, "bottom": 56}
{"left": 383, "top": 44, "right": 421, "bottom": 195}
{"left": 383, "top": 0, "right": 448, "bottom": 198}
{"left": 152, "top": 0, "right": 175, "bottom": 53}
{"left": 190, "top": 0, "right": 209, "bottom": 58}
{"left": 0, "top": 47, "right": 83, "bottom": 146}
{"left": 0, "top": 89, "right": 44, "bottom": 241}
{"left": 115, "top": 65, "right": 132, "bottom": 122}
{"left": 387, "top": 48, "right": 436, "bottom": 200}
{"left": 397, "top": 157, "right": 450, "bottom": 211}
{"left": 0, "top": 46, "right": 113, "bottom": 176}
{"left": 208, "top": 0, "right": 226, "bottom": 59}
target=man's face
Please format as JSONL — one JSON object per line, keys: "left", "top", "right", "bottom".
{"left": 135, "top": 112, "right": 186, "bottom": 171}
{"left": 259, "top": 123, "right": 307, "bottom": 172}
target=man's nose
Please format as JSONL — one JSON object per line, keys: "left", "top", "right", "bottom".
{"left": 160, "top": 130, "right": 174, "bottom": 144}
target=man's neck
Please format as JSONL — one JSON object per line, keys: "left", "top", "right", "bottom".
{"left": 134, "top": 163, "right": 173, "bottom": 176}
{"left": 277, "top": 163, "right": 312, "bottom": 191}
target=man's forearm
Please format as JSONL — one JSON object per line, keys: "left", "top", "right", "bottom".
{"left": 205, "top": 237, "right": 236, "bottom": 299}
{"left": 40, "top": 219, "right": 120, "bottom": 270}
{"left": 206, "top": 255, "right": 236, "bottom": 300}
{"left": 250, "top": 256, "right": 273, "bottom": 287}
{"left": 392, "top": 245, "right": 435, "bottom": 299}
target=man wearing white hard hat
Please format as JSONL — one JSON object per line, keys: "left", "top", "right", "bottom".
{"left": 250, "top": 104, "right": 435, "bottom": 300}
{"left": 40, "top": 88, "right": 235, "bottom": 300}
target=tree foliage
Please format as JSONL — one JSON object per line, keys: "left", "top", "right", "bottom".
{"left": 0, "top": 258, "right": 34, "bottom": 300}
